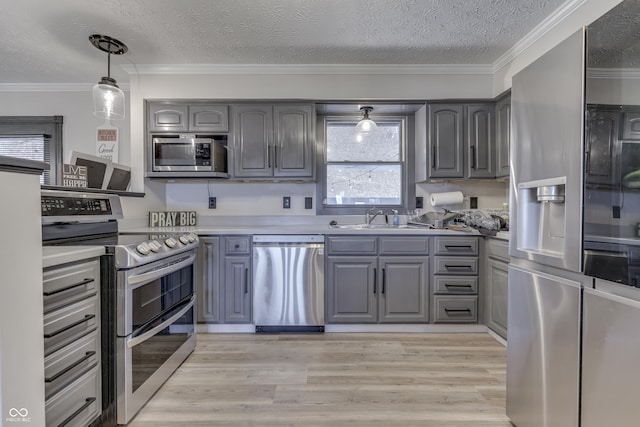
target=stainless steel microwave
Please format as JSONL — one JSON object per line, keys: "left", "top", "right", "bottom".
{"left": 151, "top": 134, "right": 228, "bottom": 174}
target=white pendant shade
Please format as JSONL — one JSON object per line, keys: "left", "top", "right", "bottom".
{"left": 93, "top": 82, "right": 125, "bottom": 120}
{"left": 355, "top": 106, "right": 377, "bottom": 132}
{"left": 355, "top": 118, "right": 378, "bottom": 132}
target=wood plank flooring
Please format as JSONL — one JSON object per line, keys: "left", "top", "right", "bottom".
{"left": 128, "top": 333, "right": 510, "bottom": 427}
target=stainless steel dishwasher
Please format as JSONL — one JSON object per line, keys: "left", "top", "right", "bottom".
{"left": 252, "top": 235, "right": 325, "bottom": 332}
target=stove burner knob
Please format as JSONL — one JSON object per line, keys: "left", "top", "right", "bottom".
{"left": 179, "top": 235, "right": 190, "bottom": 245}
{"left": 165, "top": 237, "right": 177, "bottom": 248}
{"left": 136, "top": 242, "right": 150, "bottom": 255}
{"left": 148, "top": 241, "right": 160, "bottom": 252}
{"left": 187, "top": 233, "right": 197, "bottom": 243}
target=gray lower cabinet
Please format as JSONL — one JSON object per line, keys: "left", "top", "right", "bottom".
{"left": 223, "top": 236, "right": 252, "bottom": 323}
{"left": 326, "top": 236, "right": 429, "bottom": 324}
{"left": 197, "top": 237, "right": 221, "bottom": 323}
{"left": 484, "top": 238, "right": 509, "bottom": 338}
{"left": 431, "top": 236, "right": 479, "bottom": 323}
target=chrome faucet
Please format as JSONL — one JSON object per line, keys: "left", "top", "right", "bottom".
{"left": 365, "top": 207, "right": 385, "bottom": 225}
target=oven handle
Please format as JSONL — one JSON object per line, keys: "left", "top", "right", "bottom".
{"left": 127, "top": 254, "right": 196, "bottom": 289}
{"left": 127, "top": 296, "right": 195, "bottom": 348}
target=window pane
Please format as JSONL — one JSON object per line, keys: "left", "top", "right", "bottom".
{"left": 326, "top": 164, "right": 402, "bottom": 205}
{"left": 0, "top": 135, "right": 48, "bottom": 184}
{"left": 327, "top": 123, "right": 400, "bottom": 162}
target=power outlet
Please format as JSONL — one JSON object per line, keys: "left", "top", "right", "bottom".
{"left": 283, "top": 196, "right": 291, "bottom": 209}
{"left": 305, "top": 197, "right": 313, "bottom": 209}
{"left": 470, "top": 197, "right": 478, "bottom": 209}
{"left": 416, "top": 197, "right": 423, "bottom": 209}
{"left": 613, "top": 205, "right": 621, "bottom": 218}
{"left": 208, "top": 197, "right": 216, "bottom": 209}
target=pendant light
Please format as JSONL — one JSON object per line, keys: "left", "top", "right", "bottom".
{"left": 89, "top": 34, "right": 128, "bottom": 120}
{"left": 355, "top": 106, "right": 378, "bottom": 132}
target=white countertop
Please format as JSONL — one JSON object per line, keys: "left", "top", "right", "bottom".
{"left": 42, "top": 246, "right": 105, "bottom": 268}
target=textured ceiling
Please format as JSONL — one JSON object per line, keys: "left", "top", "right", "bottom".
{"left": 587, "top": 0, "right": 640, "bottom": 68}
{"left": 1, "top": 0, "right": 568, "bottom": 84}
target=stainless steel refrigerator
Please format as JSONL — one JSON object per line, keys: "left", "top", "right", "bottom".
{"left": 506, "top": 28, "right": 588, "bottom": 427}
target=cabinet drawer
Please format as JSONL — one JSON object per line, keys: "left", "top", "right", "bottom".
{"left": 45, "top": 331, "right": 99, "bottom": 399}
{"left": 225, "top": 236, "right": 251, "bottom": 254}
{"left": 434, "top": 237, "right": 478, "bottom": 255}
{"left": 434, "top": 256, "right": 478, "bottom": 275}
{"left": 44, "top": 296, "right": 98, "bottom": 356}
{"left": 43, "top": 260, "right": 99, "bottom": 314}
{"left": 45, "top": 366, "right": 101, "bottom": 427}
{"left": 327, "top": 236, "right": 377, "bottom": 255}
{"left": 432, "top": 296, "right": 478, "bottom": 323}
{"left": 379, "top": 236, "right": 429, "bottom": 255}
{"left": 433, "top": 276, "right": 478, "bottom": 294}
{"left": 486, "top": 238, "right": 509, "bottom": 262}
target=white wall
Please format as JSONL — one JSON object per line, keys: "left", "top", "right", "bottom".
{"left": 586, "top": 76, "right": 640, "bottom": 105}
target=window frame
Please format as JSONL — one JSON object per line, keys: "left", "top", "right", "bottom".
{"left": 0, "top": 116, "right": 63, "bottom": 185}
{"left": 316, "top": 114, "right": 415, "bottom": 215}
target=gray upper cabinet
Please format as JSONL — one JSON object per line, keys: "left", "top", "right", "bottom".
{"left": 427, "top": 102, "right": 497, "bottom": 179}
{"left": 585, "top": 106, "right": 620, "bottom": 186}
{"left": 232, "top": 105, "right": 274, "bottom": 178}
{"left": 232, "top": 103, "right": 315, "bottom": 179}
{"left": 429, "top": 104, "right": 464, "bottom": 178}
{"left": 466, "top": 104, "right": 495, "bottom": 178}
{"left": 622, "top": 109, "right": 640, "bottom": 140}
{"left": 148, "top": 103, "right": 188, "bottom": 132}
{"left": 190, "top": 105, "right": 229, "bottom": 132}
{"left": 495, "top": 94, "right": 511, "bottom": 178}
{"left": 148, "top": 102, "right": 229, "bottom": 132}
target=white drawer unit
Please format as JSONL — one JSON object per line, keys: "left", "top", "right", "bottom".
{"left": 431, "top": 236, "right": 479, "bottom": 323}
{"left": 43, "top": 257, "right": 101, "bottom": 427}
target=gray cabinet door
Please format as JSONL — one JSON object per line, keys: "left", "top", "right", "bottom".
{"left": 378, "top": 256, "right": 429, "bottom": 323}
{"left": 585, "top": 107, "right": 619, "bottom": 186}
{"left": 485, "top": 258, "right": 508, "bottom": 339}
{"left": 428, "top": 104, "right": 464, "bottom": 178}
{"left": 223, "top": 255, "right": 252, "bottom": 323}
{"left": 274, "top": 104, "right": 314, "bottom": 178}
{"left": 148, "top": 103, "right": 188, "bottom": 132}
{"left": 190, "top": 105, "right": 229, "bottom": 132}
{"left": 495, "top": 95, "right": 511, "bottom": 178}
{"left": 622, "top": 109, "right": 640, "bottom": 140}
{"left": 232, "top": 105, "right": 274, "bottom": 178}
{"left": 466, "top": 103, "right": 495, "bottom": 178}
{"left": 326, "top": 256, "right": 377, "bottom": 323}
{"left": 197, "top": 237, "right": 221, "bottom": 323}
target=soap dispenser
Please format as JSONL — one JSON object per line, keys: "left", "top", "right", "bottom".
{"left": 392, "top": 209, "right": 400, "bottom": 226}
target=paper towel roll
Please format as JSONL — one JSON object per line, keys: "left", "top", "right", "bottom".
{"left": 430, "top": 191, "right": 464, "bottom": 207}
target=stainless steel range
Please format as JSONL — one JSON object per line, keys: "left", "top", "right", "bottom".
{"left": 41, "top": 190, "right": 198, "bottom": 425}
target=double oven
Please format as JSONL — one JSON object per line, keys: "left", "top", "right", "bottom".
{"left": 41, "top": 190, "right": 198, "bottom": 425}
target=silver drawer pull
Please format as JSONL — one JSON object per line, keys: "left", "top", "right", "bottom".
{"left": 45, "top": 351, "right": 96, "bottom": 383}
{"left": 44, "top": 314, "right": 95, "bottom": 338}
{"left": 444, "top": 308, "right": 472, "bottom": 314}
{"left": 43, "top": 278, "right": 94, "bottom": 296}
{"left": 57, "top": 397, "right": 96, "bottom": 427}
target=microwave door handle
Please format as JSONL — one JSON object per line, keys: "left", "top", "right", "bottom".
{"left": 127, "top": 254, "right": 196, "bottom": 289}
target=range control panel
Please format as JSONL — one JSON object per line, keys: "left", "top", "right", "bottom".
{"left": 41, "top": 195, "right": 112, "bottom": 216}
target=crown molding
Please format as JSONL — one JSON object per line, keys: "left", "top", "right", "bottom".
{"left": 587, "top": 68, "right": 640, "bottom": 79}
{"left": 0, "top": 83, "right": 130, "bottom": 92}
{"left": 120, "top": 63, "right": 493, "bottom": 76}
{"left": 492, "top": 0, "right": 588, "bottom": 73}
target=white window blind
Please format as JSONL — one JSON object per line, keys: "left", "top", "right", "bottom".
{"left": 0, "top": 134, "right": 51, "bottom": 184}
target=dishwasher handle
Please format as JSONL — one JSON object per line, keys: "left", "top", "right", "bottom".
{"left": 253, "top": 235, "right": 325, "bottom": 244}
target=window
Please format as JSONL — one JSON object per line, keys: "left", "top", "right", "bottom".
{"left": 0, "top": 116, "right": 63, "bottom": 185}
{"left": 319, "top": 116, "right": 414, "bottom": 214}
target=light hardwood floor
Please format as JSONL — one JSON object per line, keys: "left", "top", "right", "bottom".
{"left": 128, "top": 333, "right": 511, "bottom": 427}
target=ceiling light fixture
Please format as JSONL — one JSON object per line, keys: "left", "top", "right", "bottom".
{"left": 89, "top": 34, "right": 128, "bottom": 120}
{"left": 355, "top": 106, "right": 378, "bottom": 132}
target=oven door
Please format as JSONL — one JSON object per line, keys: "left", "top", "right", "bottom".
{"left": 116, "top": 251, "right": 197, "bottom": 425}
{"left": 153, "top": 138, "right": 213, "bottom": 172}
